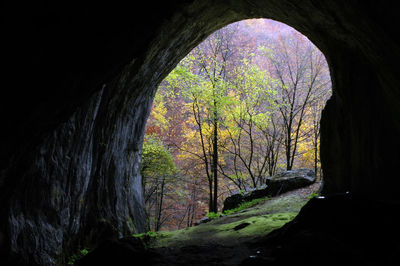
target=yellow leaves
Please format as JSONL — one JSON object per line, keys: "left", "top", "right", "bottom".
{"left": 297, "top": 141, "right": 314, "bottom": 169}
{"left": 152, "top": 101, "right": 169, "bottom": 130}
{"left": 227, "top": 89, "right": 238, "bottom": 98}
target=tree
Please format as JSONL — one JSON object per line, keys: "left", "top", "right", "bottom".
{"left": 163, "top": 24, "right": 238, "bottom": 213}
{"left": 219, "top": 57, "right": 279, "bottom": 189}
{"left": 142, "top": 19, "right": 332, "bottom": 229}
{"left": 141, "top": 135, "right": 177, "bottom": 231}
{"left": 263, "top": 32, "right": 330, "bottom": 170}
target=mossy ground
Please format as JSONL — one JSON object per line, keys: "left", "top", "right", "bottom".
{"left": 71, "top": 183, "right": 321, "bottom": 265}
{"left": 147, "top": 182, "right": 321, "bottom": 249}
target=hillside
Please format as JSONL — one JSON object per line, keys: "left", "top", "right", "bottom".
{"left": 146, "top": 182, "right": 321, "bottom": 265}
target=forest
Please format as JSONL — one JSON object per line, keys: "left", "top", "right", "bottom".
{"left": 140, "top": 19, "right": 331, "bottom": 232}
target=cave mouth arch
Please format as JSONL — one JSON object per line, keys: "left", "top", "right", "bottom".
{"left": 143, "top": 18, "right": 331, "bottom": 232}
{"left": 2, "top": 2, "right": 400, "bottom": 265}
{"left": 134, "top": 1, "right": 399, "bottom": 201}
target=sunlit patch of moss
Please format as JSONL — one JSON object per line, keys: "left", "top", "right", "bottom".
{"left": 206, "top": 212, "right": 222, "bottom": 219}
{"left": 151, "top": 189, "right": 314, "bottom": 249}
{"left": 153, "top": 212, "right": 298, "bottom": 248}
{"left": 214, "top": 212, "right": 297, "bottom": 238}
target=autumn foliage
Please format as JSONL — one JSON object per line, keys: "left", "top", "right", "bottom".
{"left": 141, "top": 19, "right": 331, "bottom": 231}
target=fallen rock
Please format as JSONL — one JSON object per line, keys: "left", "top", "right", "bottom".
{"left": 266, "top": 168, "right": 316, "bottom": 196}
{"left": 223, "top": 169, "right": 316, "bottom": 211}
{"left": 194, "top": 217, "right": 212, "bottom": 226}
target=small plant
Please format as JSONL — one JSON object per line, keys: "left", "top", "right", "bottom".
{"left": 132, "top": 230, "right": 157, "bottom": 239}
{"left": 308, "top": 192, "right": 320, "bottom": 199}
{"left": 67, "top": 249, "right": 90, "bottom": 265}
{"left": 206, "top": 212, "right": 222, "bottom": 218}
{"left": 80, "top": 249, "right": 89, "bottom": 256}
{"left": 132, "top": 230, "right": 160, "bottom": 248}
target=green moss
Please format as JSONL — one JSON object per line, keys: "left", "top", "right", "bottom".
{"left": 152, "top": 212, "right": 297, "bottom": 248}
{"left": 224, "top": 197, "right": 269, "bottom": 215}
{"left": 206, "top": 212, "right": 222, "bottom": 219}
{"left": 308, "top": 192, "right": 320, "bottom": 199}
{"left": 67, "top": 249, "right": 90, "bottom": 265}
{"left": 214, "top": 212, "right": 297, "bottom": 239}
{"left": 142, "top": 188, "right": 317, "bottom": 250}
{"left": 132, "top": 231, "right": 157, "bottom": 239}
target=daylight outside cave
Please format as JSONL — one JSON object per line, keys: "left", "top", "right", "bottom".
{"left": 141, "top": 19, "right": 331, "bottom": 233}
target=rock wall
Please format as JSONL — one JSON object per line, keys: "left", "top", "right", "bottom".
{"left": 320, "top": 38, "right": 400, "bottom": 197}
{"left": 4, "top": 71, "right": 152, "bottom": 264}
{"left": 1, "top": 1, "right": 400, "bottom": 264}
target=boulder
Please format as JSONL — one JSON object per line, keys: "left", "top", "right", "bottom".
{"left": 194, "top": 217, "right": 212, "bottom": 226}
{"left": 223, "top": 169, "right": 316, "bottom": 212}
{"left": 266, "top": 168, "right": 316, "bottom": 196}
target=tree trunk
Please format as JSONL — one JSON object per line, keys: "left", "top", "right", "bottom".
{"left": 155, "top": 177, "right": 165, "bottom": 231}
{"left": 212, "top": 99, "right": 219, "bottom": 213}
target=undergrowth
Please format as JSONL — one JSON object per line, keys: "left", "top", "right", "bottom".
{"left": 131, "top": 230, "right": 166, "bottom": 248}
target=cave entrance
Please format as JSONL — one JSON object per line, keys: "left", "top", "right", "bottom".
{"left": 6, "top": 2, "right": 400, "bottom": 265}
{"left": 141, "top": 19, "right": 331, "bottom": 233}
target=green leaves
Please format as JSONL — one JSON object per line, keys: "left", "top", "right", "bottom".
{"left": 226, "top": 57, "right": 280, "bottom": 130}
{"left": 141, "top": 135, "right": 177, "bottom": 180}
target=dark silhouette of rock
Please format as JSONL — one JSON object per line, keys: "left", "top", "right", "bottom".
{"left": 223, "top": 169, "right": 316, "bottom": 211}
{"left": 75, "top": 237, "right": 157, "bottom": 266}
{"left": 240, "top": 193, "right": 400, "bottom": 266}
{"left": 1, "top": 1, "right": 400, "bottom": 264}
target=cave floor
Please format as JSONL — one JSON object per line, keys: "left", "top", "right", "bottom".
{"left": 77, "top": 181, "right": 400, "bottom": 266}
{"left": 148, "top": 183, "right": 321, "bottom": 265}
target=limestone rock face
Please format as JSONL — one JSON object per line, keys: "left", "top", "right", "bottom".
{"left": 1, "top": 1, "right": 400, "bottom": 264}
{"left": 5, "top": 82, "right": 149, "bottom": 265}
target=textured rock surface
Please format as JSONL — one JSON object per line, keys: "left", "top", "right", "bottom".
{"left": 267, "top": 169, "right": 316, "bottom": 195}
{"left": 223, "top": 169, "right": 316, "bottom": 211}
{"left": 5, "top": 80, "right": 149, "bottom": 265}
{"left": 1, "top": 1, "right": 400, "bottom": 264}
